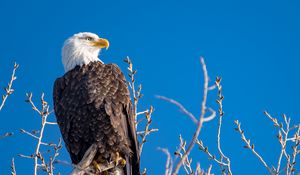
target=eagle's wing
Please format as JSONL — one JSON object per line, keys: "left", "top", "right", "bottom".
{"left": 53, "top": 66, "right": 95, "bottom": 163}
{"left": 103, "top": 64, "right": 140, "bottom": 175}
{"left": 53, "top": 76, "right": 73, "bottom": 154}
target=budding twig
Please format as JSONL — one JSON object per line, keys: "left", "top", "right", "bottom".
{"left": 124, "top": 57, "right": 157, "bottom": 159}
{"left": 124, "top": 57, "right": 141, "bottom": 124}
{"left": 139, "top": 106, "right": 158, "bottom": 156}
{"left": 11, "top": 158, "right": 17, "bottom": 175}
{"left": 234, "top": 120, "right": 274, "bottom": 174}
{"left": 0, "top": 62, "right": 19, "bottom": 111}
{"left": 197, "top": 139, "right": 229, "bottom": 168}
{"left": 174, "top": 135, "right": 194, "bottom": 174}
{"left": 215, "top": 77, "right": 232, "bottom": 175}
{"left": 20, "top": 93, "right": 60, "bottom": 175}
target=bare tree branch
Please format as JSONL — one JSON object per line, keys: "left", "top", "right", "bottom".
{"left": 234, "top": 120, "right": 274, "bottom": 175}
{"left": 215, "top": 77, "right": 232, "bottom": 174}
{"left": 156, "top": 95, "right": 198, "bottom": 124}
{"left": 171, "top": 57, "right": 209, "bottom": 175}
{"left": 174, "top": 135, "right": 194, "bottom": 174}
{"left": 157, "top": 58, "right": 217, "bottom": 174}
{"left": 124, "top": 57, "right": 158, "bottom": 160}
{"left": 158, "top": 147, "right": 173, "bottom": 175}
{"left": 11, "top": 158, "right": 16, "bottom": 175}
{"left": 195, "top": 78, "right": 233, "bottom": 175}
{"left": 197, "top": 140, "right": 227, "bottom": 165}
{"left": 124, "top": 57, "right": 141, "bottom": 124}
{"left": 275, "top": 115, "right": 290, "bottom": 174}
{"left": 20, "top": 93, "right": 61, "bottom": 175}
{"left": 0, "top": 62, "right": 19, "bottom": 111}
{"left": 264, "top": 112, "right": 300, "bottom": 174}
{"left": 139, "top": 106, "right": 158, "bottom": 156}
{"left": 290, "top": 125, "right": 300, "bottom": 174}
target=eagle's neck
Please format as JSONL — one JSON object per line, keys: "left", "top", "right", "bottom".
{"left": 62, "top": 40, "right": 102, "bottom": 72}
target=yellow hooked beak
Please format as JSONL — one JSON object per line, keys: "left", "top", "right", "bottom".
{"left": 92, "top": 38, "right": 109, "bottom": 49}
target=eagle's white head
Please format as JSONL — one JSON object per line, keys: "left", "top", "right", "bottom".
{"left": 62, "top": 32, "right": 109, "bottom": 72}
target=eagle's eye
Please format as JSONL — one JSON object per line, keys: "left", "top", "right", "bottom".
{"left": 85, "top": 37, "right": 94, "bottom": 41}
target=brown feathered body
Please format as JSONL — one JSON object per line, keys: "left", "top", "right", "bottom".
{"left": 53, "top": 61, "right": 140, "bottom": 175}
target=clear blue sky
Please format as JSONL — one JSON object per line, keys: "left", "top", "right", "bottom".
{"left": 0, "top": 0, "right": 299, "bottom": 174}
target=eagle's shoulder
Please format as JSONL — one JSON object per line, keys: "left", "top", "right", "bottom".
{"left": 103, "top": 63, "right": 123, "bottom": 75}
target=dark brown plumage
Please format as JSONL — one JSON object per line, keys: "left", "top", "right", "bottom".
{"left": 53, "top": 61, "right": 140, "bottom": 175}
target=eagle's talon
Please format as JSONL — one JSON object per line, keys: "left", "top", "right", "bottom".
{"left": 113, "top": 152, "right": 126, "bottom": 167}
{"left": 114, "top": 152, "right": 120, "bottom": 166}
{"left": 92, "top": 160, "right": 102, "bottom": 172}
{"left": 119, "top": 158, "right": 126, "bottom": 167}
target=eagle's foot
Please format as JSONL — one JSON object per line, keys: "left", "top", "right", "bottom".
{"left": 92, "top": 160, "right": 109, "bottom": 174}
{"left": 113, "top": 152, "right": 126, "bottom": 167}
{"left": 92, "top": 160, "right": 102, "bottom": 172}
{"left": 92, "top": 160, "right": 102, "bottom": 171}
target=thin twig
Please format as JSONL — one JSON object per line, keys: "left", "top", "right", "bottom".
{"left": 46, "top": 122, "right": 58, "bottom": 125}
{"left": 139, "top": 106, "right": 158, "bottom": 156}
{"left": 158, "top": 148, "right": 173, "bottom": 175}
{"left": 206, "top": 165, "right": 213, "bottom": 175}
{"left": 171, "top": 57, "right": 209, "bottom": 175}
{"left": 155, "top": 97, "right": 216, "bottom": 125}
{"left": 49, "top": 139, "right": 62, "bottom": 175}
{"left": 234, "top": 120, "right": 274, "bottom": 175}
{"left": 208, "top": 85, "right": 217, "bottom": 91}
{"left": 35, "top": 121, "right": 47, "bottom": 171}
{"left": 175, "top": 135, "right": 194, "bottom": 174}
{"left": 137, "top": 110, "right": 149, "bottom": 116}
{"left": 11, "top": 158, "right": 17, "bottom": 175}
{"left": 20, "top": 93, "right": 60, "bottom": 175}
{"left": 264, "top": 111, "right": 286, "bottom": 134}
{"left": 18, "top": 154, "right": 35, "bottom": 159}
{"left": 203, "top": 108, "right": 216, "bottom": 123}
{"left": 197, "top": 140, "right": 229, "bottom": 167}
{"left": 0, "top": 132, "right": 13, "bottom": 139}
{"left": 124, "top": 57, "right": 157, "bottom": 159}
{"left": 137, "top": 128, "right": 159, "bottom": 135}
{"left": 20, "top": 129, "right": 40, "bottom": 140}
{"left": 124, "top": 57, "right": 141, "bottom": 124}
{"left": 156, "top": 95, "right": 198, "bottom": 124}
{"left": 275, "top": 115, "right": 290, "bottom": 174}
{"left": 32, "top": 95, "right": 49, "bottom": 175}
{"left": 289, "top": 125, "right": 300, "bottom": 174}
{"left": 0, "top": 62, "right": 19, "bottom": 111}
{"left": 215, "top": 77, "right": 232, "bottom": 175}
{"left": 195, "top": 163, "right": 202, "bottom": 175}
{"left": 263, "top": 111, "right": 300, "bottom": 174}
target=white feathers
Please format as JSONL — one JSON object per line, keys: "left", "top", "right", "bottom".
{"left": 62, "top": 32, "right": 103, "bottom": 72}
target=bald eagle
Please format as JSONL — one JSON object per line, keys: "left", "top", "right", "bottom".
{"left": 53, "top": 32, "right": 140, "bottom": 175}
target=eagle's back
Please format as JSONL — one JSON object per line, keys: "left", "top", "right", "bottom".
{"left": 53, "top": 61, "right": 139, "bottom": 174}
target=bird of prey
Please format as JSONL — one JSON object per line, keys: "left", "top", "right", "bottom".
{"left": 53, "top": 32, "right": 140, "bottom": 175}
